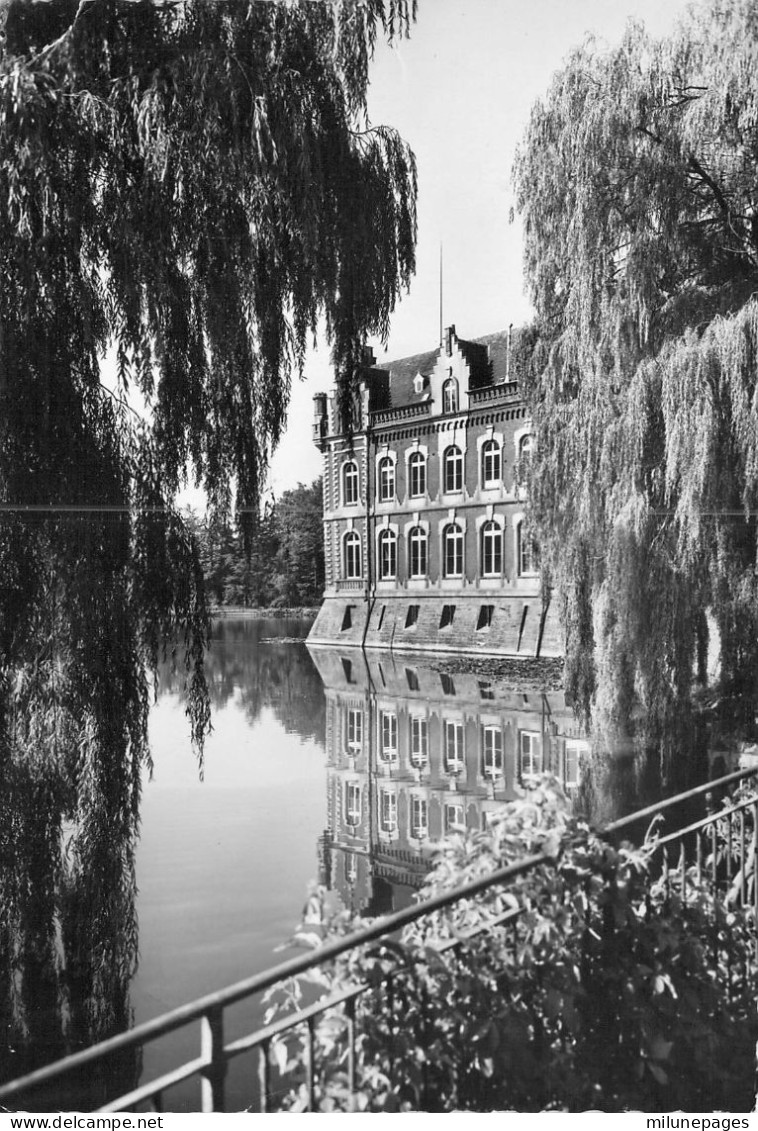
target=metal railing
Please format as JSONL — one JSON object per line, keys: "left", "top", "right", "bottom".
{"left": 2, "top": 766, "right": 757, "bottom": 1114}
{"left": 605, "top": 766, "right": 758, "bottom": 964}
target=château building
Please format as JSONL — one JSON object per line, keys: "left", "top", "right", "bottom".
{"left": 308, "top": 323, "right": 561, "bottom": 656}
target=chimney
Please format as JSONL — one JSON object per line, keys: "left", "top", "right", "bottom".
{"left": 445, "top": 324, "right": 456, "bottom": 356}
{"left": 312, "top": 393, "right": 328, "bottom": 448}
{"left": 361, "top": 344, "right": 376, "bottom": 367}
{"left": 506, "top": 323, "right": 513, "bottom": 380}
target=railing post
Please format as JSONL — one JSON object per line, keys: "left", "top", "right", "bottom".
{"left": 345, "top": 998, "right": 357, "bottom": 1112}
{"left": 200, "top": 1007, "right": 226, "bottom": 1113}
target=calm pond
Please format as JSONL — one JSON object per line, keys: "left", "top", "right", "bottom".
{"left": 3, "top": 616, "right": 729, "bottom": 1111}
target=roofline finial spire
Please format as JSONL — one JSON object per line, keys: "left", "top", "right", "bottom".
{"left": 439, "top": 242, "right": 443, "bottom": 347}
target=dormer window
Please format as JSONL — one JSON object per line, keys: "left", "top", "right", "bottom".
{"left": 413, "top": 372, "right": 425, "bottom": 395}
{"left": 442, "top": 378, "right": 459, "bottom": 414}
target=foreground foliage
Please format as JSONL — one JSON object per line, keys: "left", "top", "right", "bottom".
{"left": 0, "top": 0, "right": 416, "bottom": 1084}
{"left": 267, "top": 782, "right": 758, "bottom": 1113}
{"left": 512, "top": 0, "right": 758, "bottom": 772}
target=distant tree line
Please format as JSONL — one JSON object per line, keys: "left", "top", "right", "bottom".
{"left": 184, "top": 479, "right": 325, "bottom": 609}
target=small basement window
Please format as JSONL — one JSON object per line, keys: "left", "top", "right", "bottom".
{"left": 439, "top": 604, "right": 456, "bottom": 629}
{"left": 405, "top": 605, "right": 420, "bottom": 629}
{"left": 476, "top": 604, "right": 494, "bottom": 630}
{"left": 376, "top": 605, "right": 386, "bottom": 632}
{"left": 341, "top": 605, "right": 354, "bottom": 631}
{"left": 406, "top": 668, "right": 420, "bottom": 691}
{"left": 440, "top": 673, "right": 456, "bottom": 696}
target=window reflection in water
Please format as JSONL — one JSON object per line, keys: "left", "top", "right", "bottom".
{"left": 308, "top": 649, "right": 590, "bottom": 918}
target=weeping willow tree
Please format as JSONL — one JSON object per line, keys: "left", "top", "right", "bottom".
{"left": 513, "top": 0, "right": 758, "bottom": 781}
{"left": 0, "top": 0, "right": 417, "bottom": 1087}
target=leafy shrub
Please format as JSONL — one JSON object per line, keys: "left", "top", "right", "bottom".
{"left": 265, "top": 780, "right": 758, "bottom": 1112}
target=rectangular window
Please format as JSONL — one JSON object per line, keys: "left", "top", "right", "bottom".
{"left": 410, "top": 716, "right": 428, "bottom": 768}
{"left": 380, "top": 789, "right": 397, "bottom": 833}
{"left": 439, "top": 604, "right": 456, "bottom": 629}
{"left": 346, "top": 708, "right": 363, "bottom": 755}
{"left": 478, "top": 680, "right": 494, "bottom": 701}
{"left": 345, "top": 781, "right": 361, "bottom": 826}
{"left": 410, "top": 795, "right": 428, "bottom": 838}
{"left": 444, "top": 721, "right": 464, "bottom": 774}
{"left": 520, "top": 731, "right": 542, "bottom": 782}
{"left": 482, "top": 726, "right": 503, "bottom": 777}
{"left": 380, "top": 711, "right": 398, "bottom": 761}
{"left": 445, "top": 802, "right": 465, "bottom": 833}
{"left": 405, "top": 667, "right": 419, "bottom": 691}
{"left": 476, "top": 604, "right": 494, "bottom": 630}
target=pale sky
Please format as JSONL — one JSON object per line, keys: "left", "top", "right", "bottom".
{"left": 187, "top": 0, "right": 694, "bottom": 506}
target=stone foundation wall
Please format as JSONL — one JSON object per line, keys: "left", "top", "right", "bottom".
{"left": 308, "top": 593, "right": 562, "bottom": 657}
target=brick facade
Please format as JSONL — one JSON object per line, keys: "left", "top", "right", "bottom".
{"left": 308, "top": 324, "right": 562, "bottom": 657}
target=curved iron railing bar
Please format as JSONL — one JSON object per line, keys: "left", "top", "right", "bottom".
{"left": 603, "top": 765, "right": 758, "bottom": 836}
{"left": 0, "top": 851, "right": 551, "bottom": 1107}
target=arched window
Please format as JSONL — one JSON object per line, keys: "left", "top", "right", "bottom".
{"left": 408, "top": 450, "right": 426, "bottom": 498}
{"left": 517, "top": 522, "right": 538, "bottom": 576}
{"left": 481, "top": 520, "right": 503, "bottom": 576}
{"left": 442, "top": 378, "right": 459, "bottom": 414}
{"left": 518, "top": 434, "right": 534, "bottom": 463}
{"left": 481, "top": 439, "right": 501, "bottom": 488}
{"left": 343, "top": 531, "right": 362, "bottom": 579}
{"left": 408, "top": 526, "right": 428, "bottom": 578}
{"left": 443, "top": 445, "right": 463, "bottom": 493}
{"left": 378, "top": 456, "right": 395, "bottom": 502}
{"left": 343, "top": 461, "right": 359, "bottom": 506}
{"left": 378, "top": 529, "right": 397, "bottom": 580}
{"left": 443, "top": 523, "right": 464, "bottom": 578}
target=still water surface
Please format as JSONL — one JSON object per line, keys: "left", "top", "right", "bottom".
{"left": 130, "top": 617, "right": 590, "bottom": 1109}
{"left": 134, "top": 618, "right": 326, "bottom": 1110}
{"left": 4, "top": 616, "right": 721, "bottom": 1111}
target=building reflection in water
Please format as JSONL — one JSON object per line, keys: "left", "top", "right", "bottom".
{"left": 308, "top": 648, "right": 590, "bottom": 918}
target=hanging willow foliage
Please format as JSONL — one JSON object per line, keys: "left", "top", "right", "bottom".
{"left": 513, "top": 0, "right": 758, "bottom": 776}
{"left": 0, "top": 0, "right": 417, "bottom": 1080}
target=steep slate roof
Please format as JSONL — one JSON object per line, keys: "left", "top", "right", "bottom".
{"left": 367, "top": 327, "right": 530, "bottom": 411}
